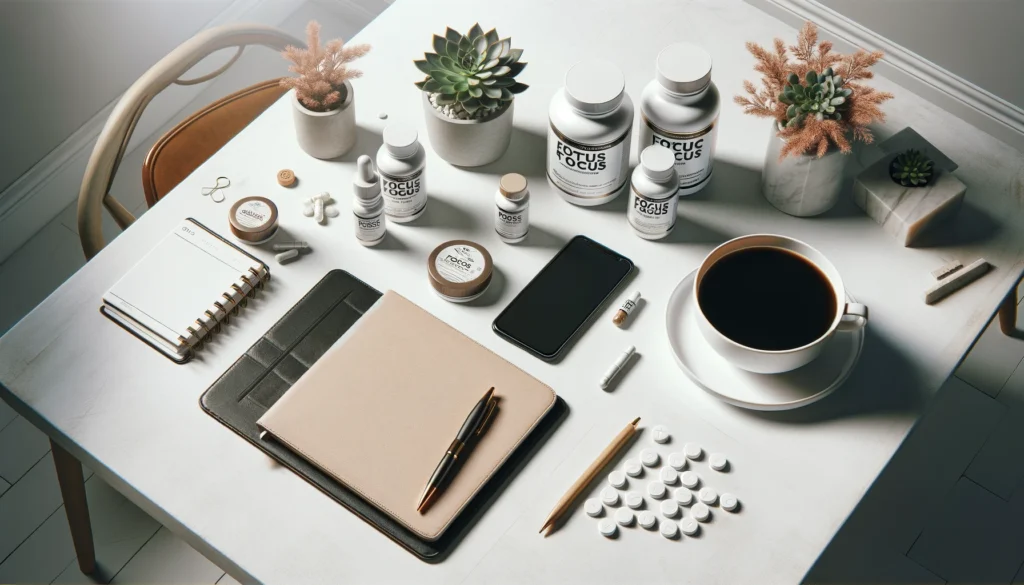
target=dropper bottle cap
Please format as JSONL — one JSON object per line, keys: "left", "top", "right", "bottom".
{"left": 353, "top": 155, "right": 380, "bottom": 201}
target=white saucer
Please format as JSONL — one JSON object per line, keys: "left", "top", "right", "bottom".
{"left": 665, "top": 270, "right": 864, "bottom": 411}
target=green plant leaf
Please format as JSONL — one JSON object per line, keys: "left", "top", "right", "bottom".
{"left": 467, "top": 77, "right": 480, "bottom": 86}
{"left": 475, "top": 70, "right": 493, "bottom": 80}
{"left": 486, "top": 41, "right": 503, "bottom": 61}
{"left": 439, "top": 55, "right": 459, "bottom": 70}
{"left": 456, "top": 90, "right": 469, "bottom": 102}
{"left": 414, "top": 80, "right": 426, "bottom": 90}
{"left": 492, "top": 65, "right": 511, "bottom": 76}
{"left": 786, "top": 104, "right": 797, "bottom": 118}
{"left": 463, "top": 98, "right": 482, "bottom": 113}
{"left": 506, "top": 48, "right": 523, "bottom": 63}
{"left": 468, "top": 23, "right": 483, "bottom": 40}
{"left": 445, "top": 27, "right": 463, "bottom": 44}
{"left": 500, "top": 88, "right": 513, "bottom": 100}
{"left": 468, "top": 86, "right": 482, "bottom": 98}
{"left": 505, "top": 61, "right": 526, "bottom": 77}
{"left": 481, "top": 78, "right": 496, "bottom": 85}
{"left": 432, "top": 35, "right": 446, "bottom": 56}
{"left": 439, "top": 84, "right": 456, "bottom": 95}
{"left": 422, "top": 79, "right": 442, "bottom": 92}
{"left": 483, "top": 87, "right": 502, "bottom": 99}
{"left": 435, "top": 93, "right": 456, "bottom": 105}
{"left": 489, "top": 77, "right": 515, "bottom": 87}
{"left": 445, "top": 41, "right": 460, "bottom": 59}
{"left": 509, "top": 82, "right": 528, "bottom": 94}
{"left": 424, "top": 52, "right": 443, "bottom": 69}
{"left": 454, "top": 81, "right": 469, "bottom": 92}
{"left": 482, "top": 58, "right": 500, "bottom": 71}
{"left": 414, "top": 60, "right": 432, "bottom": 75}
{"left": 485, "top": 28, "right": 499, "bottom": 45}
{"left": 788, "top": 72, "right": 799, "bottom": 85}
{"left": 805, "top": 71, "right": 817, "bottom": 84}
{"left": 496, "top": 38, "right": 511, "bottom": 59}
{"left": 474, "top": 35, "right": 487, "bottom": 54}
{"left": 830, "top": 96, "right": 845, "bottom": 106}
{"left": 459, "top": 36, "right": 472, "bottom": 51}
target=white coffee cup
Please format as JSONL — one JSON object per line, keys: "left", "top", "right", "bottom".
{"left": 693, "top": 234, "right": 868, "bottom": 374}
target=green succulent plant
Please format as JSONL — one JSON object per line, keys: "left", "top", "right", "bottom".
{"left": 890, "top": 149, "right": 934, "bottom": 187}
{"left": 777, "top": 67, "right": 852, "bottom": 128}
{"left": 414, "top": 24, "right": 528, "bottom": 117}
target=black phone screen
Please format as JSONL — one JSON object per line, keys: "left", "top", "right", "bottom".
{"left": 493, "top": 236, "right": 633, "bottom": 359}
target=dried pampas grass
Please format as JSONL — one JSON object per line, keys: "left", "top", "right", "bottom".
{"left": 281, "top": 21, "right": 371, "bottom": 112}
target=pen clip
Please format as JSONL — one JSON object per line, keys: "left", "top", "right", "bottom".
{"left": 475, "top": 396, "right": 499, "bottom": 437}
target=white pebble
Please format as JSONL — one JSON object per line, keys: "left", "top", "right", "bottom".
{"left": 680, "top": 516, "right": 700, "bottom": 536}
{"left": 275, "top": 249, "right": 299, "bottom": 263}
{"left": 691, "top": 502, "right": 711, "bottom": 522}
{"left": 659, "top": 520, "right": 679, "bottom": 539}
{"left": 325, "top": 206, "right": 340, "bottom": 218}
{"left": 302, "top": 203, "right": 314, "bottom": 217}
{"left": 647, "top": 481, "right": 667, "bottom": 499}
{"left": 652, "top": 425, "right": 671, "bottom": 443}
{"left": 660, "top": 499, "right": 680, "bottom": 518}
{"left": 600, "top": 487, "right": 619, "bottom": 506}
{"left": 624, "top": 491, "right": 643, "bottom": 509}
{"left": 624, "top": 458, "right": 643, "bottom": 477}
{"left": 659, "top": 467, "right": 679, "bottom": 485}
{"left": 638, "top": 510, "right": 657, "bottom": 530}
{"left": 584, "top": 498, "right": 603, "bottom": 517}
{"left": 598, "top": 518, "right": 618, "bottom": 538}
{"left": 709, "top": 453, "right": 728, "bottom": 471}
{"left": 721, "top": 492, "right": 739, "bottom": 512}
{"left": 667, "top": 452, "right": 688, "bottom": 471}
{"left": 673, "top": 487, "right": 693, "bottom": 506}
{"left": 680, "top": 471, "right": 700, "bottom": 489}
{"left": 608, "top": 470, "right": 627, "bottom": 489}
{"left": 640, "top": 449, "right": 659, "bottom": 467}
{"left": 614, "top": 507, "right": 634, "bottom": 526}
{"left": 698, "top": 487, "right": 718, "bottom": 505}
{"left": 684, "top": 443, "right": 703, "bottom": 460}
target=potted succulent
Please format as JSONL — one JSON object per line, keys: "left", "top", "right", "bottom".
{"left": 414, "top": 24, "right": 528, "bottom": 167}
{"left": 282, "top": 21, "right": 370, "bottom": 159}
{"left": 735, "top": 23, "right": 893, "bottom": 216}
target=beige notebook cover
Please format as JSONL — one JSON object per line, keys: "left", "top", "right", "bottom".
{"left": 256, "top": 291, "right": 556, "bottom": 541}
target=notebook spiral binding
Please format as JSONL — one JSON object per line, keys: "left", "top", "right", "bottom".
{"left": 174, "top": 265, "right": 271, "bottom": 357}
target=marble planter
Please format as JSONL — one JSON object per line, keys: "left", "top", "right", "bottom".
{"left": 422, "top": 93, "right": 514, "bottom": 167}
{"left": 761, "top": 129, "right": 847, "bottom": 217}
{"left": 291, "top": 83, "right": 356, "bottom": 159}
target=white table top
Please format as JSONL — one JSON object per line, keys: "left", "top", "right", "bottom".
{"left": 2, "top": 0, "right": 1023, "bottom": 582}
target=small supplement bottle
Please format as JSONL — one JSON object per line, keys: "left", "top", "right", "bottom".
{"left": 376, "top": 123, "right": 426, "bottom": 222}
{"left": 494, "top": 173, "right": 529, "bottom": 244}
{"left": 352, "top": 155, "right": 386, "bottom": 246}
{"left": 628, "top": 145, "right": 679, "bottom": 240}
{"left": 638, "top": 43, "right": 720, "bottom": 196}
{"left": 547, "top": 60, "right": 634, "bottom": 206}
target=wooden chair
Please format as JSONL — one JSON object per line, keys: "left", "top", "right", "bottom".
{"left": 999, "top": 279, "right": 1022, "bottom": 336}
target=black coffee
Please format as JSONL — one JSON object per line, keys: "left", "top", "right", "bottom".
{"left": 698, "top": 247, "right": 837, "bottom": 351}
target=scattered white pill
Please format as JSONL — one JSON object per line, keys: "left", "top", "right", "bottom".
{"left": 659, "top": 519, "right": 679, "bottom": 539}
{"left": 600, "top": 487, "right": 619, "bottom": 506}
{"left": 673, "top": 487, "right": 694, "bottom": 506}
{"left": 325, "top": 206, "right": 340, "bottom": 218}
{"left": 640, "top": 449, "right": 660, "bottom": 467}
{"left": 667, "top": 452, "right": 688, "bottom": 471}
{"left": 680, "top": 471, "right": 700, "bottom": 489}
{"left": 378, "top": 111, "right": 388, "bottom": 119}
{"left": 698, "top": 487, "right": 718, "bottom": 505}
{"left": 598, "top": 518, "right": 618, "bottom": 538}
{"left": 585, "top": 498, "right": 603, "bottom": 517}
{"left": 647, "top": 481, "right": 667, "bottom": 499}
{"left": 652, "top": 425, "right": 671, "bottom": 443}
{"left": 709, "top": 453, "right": 728, "bottom": 471}
{"left": 302, "top": 203, "right": 314, "bottom": 217}
{"left": 614, "top": 507, "right": 634, "bottom": 526}
{"left": 680, "top": 516, "right": 700, "bottom": 536}
{"left": 275, "top": 249, "right": 299, "bottom": 264}
{"left": 659, "top": 467, "right": 679, "bottom": 485}
{"left": 691, "top": 502, "right": 711, "bottom": 522}
{"left": 660, "top": 499, "right": 680, "bottom": 518}
{"left": 624, "top": 458, "right": 643, "bottom": 477}
{"left": 721, "top": 492, "right": 739, "bottom": 512}
{"left": 684, "top": 443, "right": 703, "bottom": 460}
{"left": 638, "top": 510, "right": 657, "bottom": 530}
{"left": 608, "top": 470, "right": 627, "bottom": 489}
{"left": 625, "top": 491, "right": 644, "bottom": 509}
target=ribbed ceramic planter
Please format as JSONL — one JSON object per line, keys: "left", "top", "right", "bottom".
{"left": 291, "top": 82, "right": 356, "bottom": 159}
{"left": 761, "top": 126, "right": 847, "bottom": 217}
{"left": 421, "top": 93, "right": 514, "bottom": 167}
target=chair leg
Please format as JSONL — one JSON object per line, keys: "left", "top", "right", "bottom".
{"left": 999, "top": 286, "right": 1019, "bottom": 336}
{"left": 51, "top": 440, "right": 96, "bottom": 574}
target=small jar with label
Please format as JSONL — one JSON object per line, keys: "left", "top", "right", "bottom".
{"left": 377, "top": 123, "right": 427, "bottom": 222}
{"left": 494, "top": 173, "right": 529, "bottom": 244}
{"left": 547, "top": 60, "right": 634, "bottom": 206}
{"left": 628, "top": 145, "right": 679, "bottom": 240}
{"left": 639, "top": 43, "right": 720, "bottom": 196}
{"left": 352, "top": 155, "right": 386, "bottom": 246}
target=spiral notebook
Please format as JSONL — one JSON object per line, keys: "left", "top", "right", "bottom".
{"left": 102, "top": 218, "right": 270, "bottom": 363}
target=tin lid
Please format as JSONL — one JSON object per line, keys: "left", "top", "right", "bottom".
{"left": 498, "top": 173, "right": 529, "bottom": 201}
{"left": 640, "top": 145, "right": 676, "bottom": 182}
{"left": 656, "top": 43, "right": 712, "bottom": 95}
{"left": 229, "top": 196, "right": 279, "bottom": 243}
{"left": 384, "top": 124, "right": 419, "bottom": 158}
{"left": 427, "top": 240, "right": 493, "bottom": 301}
{"left": 564, "top": 60, "right": 625, "bottom": 115}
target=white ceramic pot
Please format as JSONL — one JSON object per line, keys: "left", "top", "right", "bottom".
{"left": 291, "top": 83, "right": 356, "bottom": 159}
{"left": 693, "top": 234, "right": 868, "bottom": 374}
{"left": 421, "top": 93, "right": 514, "bottom": 167}
{"left": 761, "top": 126, "right": 847, "bottom": 217}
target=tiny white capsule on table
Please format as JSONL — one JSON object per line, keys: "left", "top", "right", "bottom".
{"left": 585, "top": 498, "right": 604, "bottom": 517}
{"left": 720, "top": 492, "right": 740, "bottom": 512}
{"left": 275, "top": 249, "right": 299, "bottom": 264}
{"left": 272, "top": 241, "right": 309, "bottom": 252}
{"left": 709, "top": 453, "right": 728, "bottom": 471}
{"left": 598, "top": 518, "right": 618, "bottom": 538}
{"left": 614, "top": 507, "right": 634, "bottom": 526}
{"left": 601, "top": 487, "right": 620, "bottom": 506}
{"left": 659, "top": 519, "right": 679, "bottom": 539}
{"left": 680, "top": 471, "right": 700, "bottom": 489}
{"left": 624, "top": 491, "right": 644, "bottom": 509}
{"left": 684, "top": 442, "right": 703, "bottom": 460}
{"left": 314, "top": 198, "right": 325, "bottom": 223}
{"left": 673, "top": 487, "right": 693, "bottom": 506}
{"left": 680, "top": 516, "right": 700, "bottom": 536}
{"left": 608, "top": 470, "right": 627, "bottom": 489}
{"left": 640, "top": 448, "right": 660, "bottom": 467}
{"left": 667, "top": 452, "right": 688, "bottom": 471}
{"left": 659, "top": 467, "right": 679, "bottom": 485}
{"left": 647, "top": 481, "right": 667, "bottom": 499}
{"left": 624, "top": 458, "right": 643, "bottom": 477}
{"left": 698, "top": 487, "right": 718, "bottom": 505}
{"left": 652, "top": 425, "right": 671, "bottom": 443}
{"left": 599, "top": 345, "right": 635, "bottom": 389}
{"left": 660, "top": 499, "right": 680, "bottom": 518}
{"left": 638, "top": 510, "right": 658, "bottom": 530}
{"left": 691, "top": 502, "right": 711, "bottom": 522}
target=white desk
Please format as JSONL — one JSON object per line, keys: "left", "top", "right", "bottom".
{"left": 2, "top": 0, "right": 1023, "bottom": 582}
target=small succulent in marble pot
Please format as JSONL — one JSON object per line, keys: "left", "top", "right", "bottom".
{"left": 890, "top": 149, "right": 934, "bottom": 187}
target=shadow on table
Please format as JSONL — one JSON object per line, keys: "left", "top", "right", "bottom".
{"left": 333, "top": 125, "right": 383, "bottom": 163}
{"left": 459, "top": 127, "right": 547, "bottom": 179}
{"left": 410, "top": 195, "right": 478, "bottom": 231}
{"left": 909, "top": 200, "right": 1002, "bottom": 248}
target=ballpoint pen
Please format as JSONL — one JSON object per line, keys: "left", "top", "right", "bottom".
{"left": 416, "top": 387, "right": 499, "bottom": 513}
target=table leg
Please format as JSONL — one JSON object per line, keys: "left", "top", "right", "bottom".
{"left": 51, "top": 440, "right": 96, "bottom": 574}
{"left": 998, "top": 284, "right": 1019, "bottom": 336}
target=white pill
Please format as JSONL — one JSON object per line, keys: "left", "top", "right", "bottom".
{"left": 325, "top": 206, "right": 340, "bottom": 218}
{"left": 691, "top": 502, "right": 711, "bottom": 522}
{"left": 314, "top": 198, "right": 325, "bottom": 223}
{"left": 275, "top": 249, "right": 299, "bottom": 263}
{"left": 721, "top": 492, "right": 739, "bottom": 512}
{"left": 608, "top": 470, "right": 627, "bottom": 489}
{"left": 673, "top": 487, "right": 694, "bottom": 506}
{"left": 652, "top": 425, "right": 671, "bottom": 443}
{"left": 640, "top": 449, "right": 660, "bottom": 467}
{"left": 709, "top": 453, "right": 728, "bottom": 471}
{"left": 659, "top": 467, "right": 679, "bottom": 485}
{"left": 680, "top": 517, "right": 700, "bottom": 536}
{"left": 302, "top": 203, "right": 314, "bottom": 217}
{"left": 598, "top": 519, "right": 618, "bottom": 538}
{"left": 585, "top": 498, "right": 603, "bottom": 517}
{"left": 624, "top": 458, "right": 643, "bottom": 477}
{"left": 601, "top": 487, "right": 619, "bottom": 506}
{"left": 660, "top": 499, "right": 680, "bottom": 518}
{"left": 624, "top": 491, "right": 644, "bottom": 509}
{"left": 684, "top": 442, "right": 703, "bottom": 460}
{"left": 647, "top": 481, "right": 667, "bottom": 499}
{"left": 699, "top": 487, "right": 718, "bottom": 505}
{"left": 638, "top": 510, "right": 657, "bottom": 530}
{"left": 667, "top": 452, "right": 688, "bottom": 471}
{"left": 614, "top": 507, "right": 634, "bottom": 526}
{"left": 680, "top": 471, "right": 700, "bottom": 489}
{"left": 660, "top": 519, "right": 679, "bottom": 539}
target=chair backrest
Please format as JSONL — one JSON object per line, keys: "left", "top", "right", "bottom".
{"left": 77, "top": 23, "right": 301, "bottom": 259}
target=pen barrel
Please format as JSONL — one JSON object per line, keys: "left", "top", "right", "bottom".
{"left": 425, "top": 447, "right": 459, "bottom": 491}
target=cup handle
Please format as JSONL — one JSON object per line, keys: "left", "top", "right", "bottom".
{"left": 837, "top": 302, "right": 868, "bottom": 331}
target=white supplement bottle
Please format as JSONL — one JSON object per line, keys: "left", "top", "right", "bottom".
{"left": 628, "top": 145, "right": 679, "bottom": 240}
{"left": 377, "top": 123, "right": 426, "bottom": 222}
{"left": 548, "top": 60, "right": 634, "bottom": 206}
{"left": 494, "top": 173, "right": 529, "bottom": 244}
{"left": 352, "top": 155, "right": 386, "bottom": 246}
{"left": 639, "top": 43, "right": 720, "bottom": 196}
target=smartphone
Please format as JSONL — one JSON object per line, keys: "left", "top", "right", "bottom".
{"left": 493, "top": 235, "right": 634, "bottom": 360}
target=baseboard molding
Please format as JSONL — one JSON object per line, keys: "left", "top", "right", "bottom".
{"left": 744, "top": 0, "right": 1024, "bottom": 153}
{"left": 0, "top": 0, "right": 305, "bottom": 263}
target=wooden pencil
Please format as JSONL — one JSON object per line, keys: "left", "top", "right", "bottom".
{"left": 539, "top": 417, "right": 640, "bottom": 536}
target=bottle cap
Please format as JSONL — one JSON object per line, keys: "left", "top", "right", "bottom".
{"left": 564, "top": 60, "right": 625, "bottom": 115}
{"left": 640, "top": 145, "right": 677, "bottom": 182}
{"left": 353, "top": 155, "right": 380, "bottom": 201}
{"left": 383, "top": 124, "right": 419, "bottom": 158}
{"left": 656, "top": 43, "right": 712, "bottom": 95}
{"left": 498, "top": 173, "right": 528, "bottom": 201}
